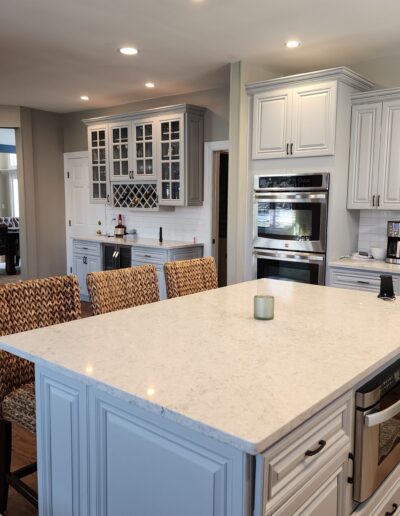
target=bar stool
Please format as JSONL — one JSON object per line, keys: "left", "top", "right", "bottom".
{"left": 87, "top": 264, "right": 160, "bottom": 315}
{"left": 163, "top": 257, "right": 218, "bottom": 298}
{"left": 0, "top": 275, "right": 81, "bottom": 513}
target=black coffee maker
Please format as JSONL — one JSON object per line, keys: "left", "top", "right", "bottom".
{"left": 386, "top": 221, "right": 400, "bottom": 264}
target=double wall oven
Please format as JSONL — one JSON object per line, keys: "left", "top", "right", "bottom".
{"left": 253, "top": 173, "right": 329, "bottom": 285}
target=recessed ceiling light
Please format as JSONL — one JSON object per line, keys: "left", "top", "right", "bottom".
{"left": 80, "top": 95, "right": 89, "bottom": 101}
{"left": 119, "top": 47, "right": 139, "bottom": 56}
{"left": 285, "top": 40, "right": 300, "bottom": 49}
{"left": 145, "top": 82, "right": 155, "bottom": 88}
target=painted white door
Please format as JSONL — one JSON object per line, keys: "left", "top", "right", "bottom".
{"left": 347, "top": 103, "right": 382, "bottom": 209}
{"left": 291, "top": 81, "right": 337, "bottom": 157}
{"left": 64, "top": 153, "right": 105, "bottom": 274}
{"left": 377, "top": 99, "right": 400, "bottom": 209}
{"left": 252, "top": 89, "right": 291, "bottom": 159}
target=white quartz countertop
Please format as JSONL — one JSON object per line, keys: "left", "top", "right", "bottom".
{"left": 329, "top": 257, "right": 400, "bottom": 274}
{"left": 1, "top": 280, "right": 399, "bottom": 454}
{"left": 73, "top": 235, "right": 203, "bottom": 249}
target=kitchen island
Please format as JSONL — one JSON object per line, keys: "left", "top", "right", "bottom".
{"left": 1, "top": 280, "right": 399, "bottom": 516}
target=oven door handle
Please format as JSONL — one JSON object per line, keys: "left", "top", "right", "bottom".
{"left": 253, "top": 250, "right": 325, "bottom": 264}
{"left": 364, "top": 400, "right": 400, "bottom": 427}
{"left": 254, "top": 192, "right": 328, "bottom": 202}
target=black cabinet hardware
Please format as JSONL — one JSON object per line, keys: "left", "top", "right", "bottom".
{"left": 290, "top": 143, "right": 293, "bottom": 155}
{"left": 372, "top": 194, "right": 375, "bottom": 207}
{"left": 357, "top": 280, "right": 370, "bottom": 285}
{"left": 305, "top": 440, "right": 326, "bottom": 457}
{"left": 385, "top": 504, "right": 398, "bottom": 516}
{"left": 377, "top": 194, "right": 380, "bottom": 207}
{"left": 286, "top": 143, "right": 289, "bottom": 155}
{"left": 347, "top": 453, "right": 354, "bottom": 484}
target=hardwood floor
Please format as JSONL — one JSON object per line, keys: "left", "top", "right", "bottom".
{"left": 5, "top": 301, "right": 92, "bottom": 514}
{"left": 7, "top": 426, "right": 37, "bottom": 516}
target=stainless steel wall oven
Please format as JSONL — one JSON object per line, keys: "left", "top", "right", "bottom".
{"left": 253, "top": 173, "right": 329, "bottom": 285}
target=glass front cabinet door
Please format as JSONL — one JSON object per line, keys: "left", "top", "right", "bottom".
{"left": 134, "top": 121, "right": 156, "bottom": 180}
{"left": 88, "top": 125, "right": 109, "bottom": 203}
{"left": 109, "top": 122, "right": 131, "bottom": 181}
{"left": 158, "top": 115, "right": 184, "bottom": 206}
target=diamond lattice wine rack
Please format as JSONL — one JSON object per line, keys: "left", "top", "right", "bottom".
{"left": 111, "top": 183, "right": 159, "bottom": 210}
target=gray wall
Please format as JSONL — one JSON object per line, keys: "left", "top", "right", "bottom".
{"left": 0, "top": 170, "right": 11, "bottom": 216}
{"left": 30, "top": 109, "right": 66, "bottom": 278}
{"left": 63, "top": 87, "right": 229, "bottom": 152}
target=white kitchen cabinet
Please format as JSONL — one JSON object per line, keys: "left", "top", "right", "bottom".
{"left": 348, "top": 89, "right": 400, "bottom": 210}
{"left": 251, "top": 81, "right": 337, "bottom": 160}
{"left": 252, "top": 88, "right": 291, "bottom": 159}
{"left": 108, "top": 121, "right": 131, "bottom": 181}
{"left": 329, "top": 266, "right": 400, "bottom": 294}
{"left": 378, "top": 99, "right": 400, "bottom": 209}
{"left": 36, "top": 367, "right": 88, "bottom": 516}
{"left": 72, "top": 239, "right": 102, "bottom": 300}
{"left": 347, "top": 103, "right": 382, "bottom": 209}
{"left": 253, "top": 392, "right": 353, "bottom": 516}
{"left": 88, "top": 389, "right": 241, "bottom": 516}
{"left": 88, "top": 124, "right": 109, "bottom": 203}
{"left": 291, "top": 81, "right": 337, "bottom": 157}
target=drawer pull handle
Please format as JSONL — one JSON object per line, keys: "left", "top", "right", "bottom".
{"left": 305, "top": 440, "right": 326, "bottom": 457}
{"left": 385, "top": 504, "right": 398, "bottom": 516}
{"left": 357, "top": 280, "right": 370, "bottom": 285}
{"left": 143, "top": 254, "right": 152, "bottom": 258}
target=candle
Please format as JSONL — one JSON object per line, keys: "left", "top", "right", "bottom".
{"left": 254, "top": 295, "right": 274, "bottom": 320}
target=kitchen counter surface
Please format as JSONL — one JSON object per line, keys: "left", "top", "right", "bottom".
{"left": 73, "top": 235, "right": 203, "bottom": 249}
{"left": 1, "top": 280, "right": 399, "bottom": 454}
{"left": 329, "top": 257, "right": 400, "bottom": 274}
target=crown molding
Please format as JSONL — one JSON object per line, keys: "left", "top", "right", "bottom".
{"left": 82, "top": 104, "right": 206, "bottom": 125}
{"left": 351, "top": 87, "right": 400, "bottom": 103}
{"left": 245, "top": 67, "right": 375, "bottom": 95}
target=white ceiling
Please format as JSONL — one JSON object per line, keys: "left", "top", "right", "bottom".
{"left": 1, "top": 0, "right": 400, "bottom": 113}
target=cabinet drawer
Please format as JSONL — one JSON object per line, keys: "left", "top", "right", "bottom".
{"left": 131, "top": 247, "right": 167, "bottom": 264}
{"left": 257, "top": 392, "right": 352, "bottom": 515}
{"left": 330, "top": 268, "right": 399, "bottom": 293}
{"left": 169, "top": 247, "right": 203, "bottom": 261}
{"left": 73, "top": 240, "right": 101, "bottom": 257}
{"left": 354, "top": 464, "right": 400, "bottom": 516}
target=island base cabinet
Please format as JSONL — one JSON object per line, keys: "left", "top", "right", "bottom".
{"left": 88, "top": 389, "right": 249, "bottom": 516}
{"left": 35, "top": 367, "right": 89, "bottom": 516}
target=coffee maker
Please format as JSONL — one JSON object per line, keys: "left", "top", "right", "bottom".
{"left": 386, "top": 221, "right": 400, "bottom": 264}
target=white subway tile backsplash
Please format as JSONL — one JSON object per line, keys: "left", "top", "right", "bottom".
{"left": 358, "top": 210, "right": 400, "bottom": 253}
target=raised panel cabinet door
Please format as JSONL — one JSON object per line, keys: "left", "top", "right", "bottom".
{"left": 272, "top": 464, "right": 346, "bottom": 516}
{"left": 347, "top": 103, "right": 382, "bottom": 209}
{"left": 378, "top": 100, "right": 400, "bottom": 209}
{"left": 89, "top": 393, "right": 231, "bottom": 516}
{"left": 252, "top": 89, "right": 291, "bottom": 159}
{"left": 291, "top": 81, "right": 337, "bottom": 157}
{"left": 36, "top": 367, "right": 88, "bottom": 516}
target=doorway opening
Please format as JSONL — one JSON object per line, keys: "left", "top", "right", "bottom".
{"left": 212, "top": 151, "right": 229, "bottom": 287}
{"left": 0, "top": 128, "right": 21, "bottom": 284}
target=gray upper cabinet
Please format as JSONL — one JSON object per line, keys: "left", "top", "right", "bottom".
{"left": 84, "top": 104, "right": 205, "bottom": 208}
{"left": 348, "top": 89, "right": 400, "bottom": 210}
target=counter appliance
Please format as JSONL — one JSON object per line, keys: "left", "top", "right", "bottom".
{"left": 354, "top": 359, "right": 400, "bottom": 503}
{"left": 386, "top": 221, "right": 400, "bottom": 264}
